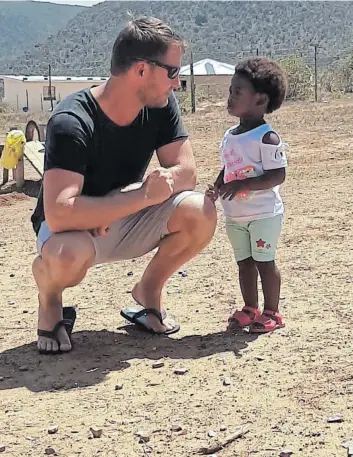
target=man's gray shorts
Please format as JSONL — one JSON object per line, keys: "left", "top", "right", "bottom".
{"left": 36, "top": 191, "right": 201, "bottom": 265}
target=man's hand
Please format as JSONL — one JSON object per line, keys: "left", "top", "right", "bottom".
{"left": 89, "top": 183, "right": 144, "bottom": 236}
{"left": 89, "top": 226, "right": 110, "bottom": 237}
{"left": 205, "top": 184, "right": 219, "bottom": 202}
{"left": 157, "top": 138, "right": 196, "bottom": 195}
{"left": 142, "top": 168, "right": 175, "bottom": 205}
{"left": 88, "top": 173, "right": 173, "bottom": 236}
{"left": 219, "top": 180, "right": 245, "bottom": 200}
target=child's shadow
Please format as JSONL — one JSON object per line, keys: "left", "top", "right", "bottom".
{"left": 0, "top": 326, "right": 259, "bottom": 393}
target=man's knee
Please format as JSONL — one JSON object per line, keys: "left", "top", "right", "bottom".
{"left": 169, "top": 193, "right": 217, "bottom": 237}
{"left": 41, "top": 232, "right": 95, "bottom": 275}
{"left": 181, "top": 193, "right": 217, "bottom": 230}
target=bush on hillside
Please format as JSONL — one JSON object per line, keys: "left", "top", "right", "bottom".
{"left": 279, "top": 55, "right": 313, "bottom": 100}
{"left": 321, "top": 54, "right": 353, "bottom": 93}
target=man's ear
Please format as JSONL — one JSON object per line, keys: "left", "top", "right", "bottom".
{"left": 134, "top": 62, "right": 145, "bottom": 78}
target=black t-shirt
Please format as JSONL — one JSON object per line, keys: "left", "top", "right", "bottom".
{"left": 31, "top": 88, "right": 188, "bottom": 235}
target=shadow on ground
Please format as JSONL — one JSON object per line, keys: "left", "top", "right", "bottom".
{"left": 0, "top": 326, "right": 259, "bottom": 393}
{"left": 0, "top": 179, "right": 41, "bottom": 199}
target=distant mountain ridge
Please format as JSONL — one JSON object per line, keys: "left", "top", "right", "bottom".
{"left": 1, "top": 1, "right": 353, "bottom": 75}
{"left": 0, "top": 1, "right": 85, "bottom": 70}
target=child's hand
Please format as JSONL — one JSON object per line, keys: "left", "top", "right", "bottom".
{"left": 205, "top": 184, "right": 219, "bottom": 202}
{"left": 219, "top": 181, "right": 244, "bottom": 200}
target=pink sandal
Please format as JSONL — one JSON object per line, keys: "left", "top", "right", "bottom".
{"left": 250, "top": 310, "right": 285, "bottom": 334}
{"left": 227, "top": 306, "right": 262, "bottom": 329}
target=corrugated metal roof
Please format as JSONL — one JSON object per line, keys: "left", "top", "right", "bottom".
{"left": 0, "top": 75, "right": 108, "bottom": 82}
{"left": 1, "top": 59, "right": 234, "bottom": 81}
{"left": 180, "top": 58, "right": 235, "bottom": 76}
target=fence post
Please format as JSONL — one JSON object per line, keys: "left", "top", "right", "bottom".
{"left": 15, "top": 157, "right": 25, "bottom": 190}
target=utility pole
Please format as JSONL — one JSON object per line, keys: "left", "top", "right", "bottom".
{"left": 190, "top": 51, "right": 196, "bottom": 113}
{"left": 48, "top": 63, "right": 53, "bottom": 111}
{"left": 313, "top": 44, "right": 318, "bottom": 102}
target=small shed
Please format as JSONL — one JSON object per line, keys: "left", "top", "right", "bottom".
{"left": 0, "top": 75, "right": 108, "bottom": 112}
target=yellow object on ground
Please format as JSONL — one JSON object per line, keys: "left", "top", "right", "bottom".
{"left": 0, "top": 130, "right": 26, "bottom": 170}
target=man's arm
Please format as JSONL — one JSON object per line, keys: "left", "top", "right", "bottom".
{"left": 46, "top": 136, "right": 195, "bottom": 233}
{"left": 155, "top": 92, "right": 196, "bottom": 194}
{"left": 156, "top": 137, "right": 196, "bottom": 194}
{"left": 43, "top": 169, "right": 150, "bottom": 233}
{"left": 44, "top": 168, "right": 175, "bottom": 233}
{"left": 43, "top": 112, "right": 174, "bottom": 233}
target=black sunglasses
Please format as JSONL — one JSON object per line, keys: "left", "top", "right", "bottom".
{"left": 133, "top": 57, "right": 180, "bottom": 80}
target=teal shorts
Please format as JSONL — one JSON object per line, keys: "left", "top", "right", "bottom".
{"left": 225, "top": 215, "right": 283, "bottom": 263}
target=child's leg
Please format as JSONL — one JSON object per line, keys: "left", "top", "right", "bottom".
{"left": 225, "top": 219, "right": 261, "bottom": 328}
{"left": 248, "top": 215, "right": 285, "bottom": 332}
{"left": 255, "top": 260, "right": 281, "bottom": 312}
{"left": 238, "top": 257, "right": 258, "bottom": 309}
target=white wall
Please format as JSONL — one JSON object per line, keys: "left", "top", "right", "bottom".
{"left": 3, "top": 79, "right": 105, "bottom": 112}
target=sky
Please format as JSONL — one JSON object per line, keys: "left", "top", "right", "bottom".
{"left": 32, "top": 0, "right": 104, "bottom": 5}
{"left": 0, "top": 0, "right": 106, "bottom": 6}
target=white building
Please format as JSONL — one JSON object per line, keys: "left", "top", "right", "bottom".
{"left": 178, "top": 58, "right": 235, "bottom": 92}
{"left": 0, "top": 75, "right": 108, "bottom": 112}
{"left": 0, "top": 59, "right": 235, "bottom": 111}
{"left": 179, "top": 58, "right": 235, "bottom": 77}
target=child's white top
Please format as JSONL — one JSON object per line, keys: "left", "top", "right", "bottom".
{"left": 219, "top": 123, "right": 288, "bottom": 222}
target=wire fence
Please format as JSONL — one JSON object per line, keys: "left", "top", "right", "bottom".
{"left": 47, "top": 43, "right": 353, "bottom": 67}
{"left": 1, "top": 44, "right": 352, "bottom": 113}
{"left": 1, "top": 44, "right": 351, "bottom": 77}
{"left": 176, "top": 45, "right": 353, "bottom": 112}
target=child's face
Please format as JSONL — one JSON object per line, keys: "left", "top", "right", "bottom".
{"left": 227, "top": 74, "right": 263, "bottom": 118}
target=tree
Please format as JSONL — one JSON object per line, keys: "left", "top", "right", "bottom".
{"left": 333, "top": 54, "right": 353, "bottom": 93}
{"left": 279, "top": 55, "right": 313, "bottom": 100}
{"left": 195, "top": 13, "right": 207, "bottom": 26}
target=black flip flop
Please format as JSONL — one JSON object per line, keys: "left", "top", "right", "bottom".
{"left": 120, "top": 307, "right": 180, "bottom": 335}
{"left": 37, "top": 306, "right": 77, "bottom": 354}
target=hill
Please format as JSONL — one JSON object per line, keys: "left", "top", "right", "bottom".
{"left": 1, "top": 1, "right": 353, "bottom": 75}
{"left": 0, "top": 1, "right": 85, "bottom": 69}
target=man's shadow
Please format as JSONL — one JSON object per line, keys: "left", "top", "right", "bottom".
{"left": 0, "top": 326, "right": 259, "bottom": 393}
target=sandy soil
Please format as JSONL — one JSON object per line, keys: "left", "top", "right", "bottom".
{"left": 1, "top": 98, "right": 353, "bottom": 457}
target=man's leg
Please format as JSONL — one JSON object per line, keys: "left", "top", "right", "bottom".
{"left": 33, "top": 191, "right": 217, "bottom": 350}
{"left": 33, "top": 229, "right": 96, "bottom": 353}
{"left": 131, "top": 193, "right": 217, "bottom": 332}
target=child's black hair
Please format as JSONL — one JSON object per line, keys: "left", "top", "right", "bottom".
{"left": 234, "top": 57, "right": 287, "bottom": 114}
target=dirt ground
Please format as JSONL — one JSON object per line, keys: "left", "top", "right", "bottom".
{"left": 1, "top": 97, "right": 353, "bottom": 457}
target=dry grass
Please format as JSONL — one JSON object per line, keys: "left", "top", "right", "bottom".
{"left": 1, "top": 97, "right": 353, "bottom": 457}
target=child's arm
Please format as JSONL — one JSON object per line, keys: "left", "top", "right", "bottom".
{"left": 241, "top": 168, "right": 285, "bottom": 191}
{"left": 219, "top": 131, "right": 287, "bottom": 200}
{"left": 214, "top": 167, "right": 225, "bottom": 188}
{"left": 205, "top": 168, "right": 225, "bottom": 202}
{"left": 219, "top": 169, "right": 285, "bottom": 200}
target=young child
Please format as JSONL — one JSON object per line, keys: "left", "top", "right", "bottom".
{"left": 206, "top": 57, "right": 288, "bottom": 333}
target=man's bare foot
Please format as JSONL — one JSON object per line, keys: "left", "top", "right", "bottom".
{"left": 131, "top": 283, "right": 176, "bottom": 333}
{"left": 37, "top": 295, "right": 72, "bottom": 353}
